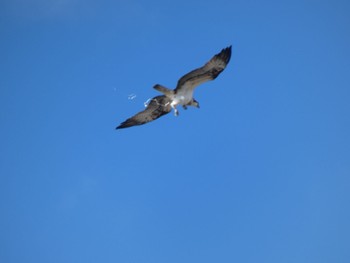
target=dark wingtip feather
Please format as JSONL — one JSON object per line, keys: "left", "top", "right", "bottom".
{"left": 116, "top": 119, "right": 139, "bottom": 129}
{"left": 116, "top": 124, "right": 126, "bottom": 129}
{"left": 209, "top": 46, "right": 232, "bottom": 79}
{"left": 221, "top": 45, "right": 232, "bottom": 64}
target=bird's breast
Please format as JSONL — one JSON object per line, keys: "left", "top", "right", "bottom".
{"left": 173, "top": 90, "right": 193, "bottom": 105}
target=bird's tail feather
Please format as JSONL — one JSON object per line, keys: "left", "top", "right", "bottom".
{"left": 153, "top": 84, "right": 174, "bottom": 97}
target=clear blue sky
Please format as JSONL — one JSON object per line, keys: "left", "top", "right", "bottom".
{"left": 1, "top": 0, "right": 350, "bottom": 262}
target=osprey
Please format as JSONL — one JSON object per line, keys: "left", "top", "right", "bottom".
{"left": 116, "top": 46, "right": 232, "bottom": 129}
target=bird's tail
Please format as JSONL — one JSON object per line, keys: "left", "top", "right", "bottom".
{"left": 153, "top": 84, "right": 174, "bottom": 97}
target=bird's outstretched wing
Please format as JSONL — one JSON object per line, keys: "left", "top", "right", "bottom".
{"left": 175, "top": 46, "right": 232, "bottom": 92}
{"left": 116, "top": 95, "right": 172, "bottom": 129}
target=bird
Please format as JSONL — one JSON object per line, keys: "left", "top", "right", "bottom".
{"left": 116, "top": 46, "right": 232, "bottom": 129}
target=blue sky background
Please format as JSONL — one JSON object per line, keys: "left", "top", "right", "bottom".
{"left": 1, "top": 0, "right": 350, "bottom": 262}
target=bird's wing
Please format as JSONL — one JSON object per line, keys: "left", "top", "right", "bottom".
{"left": 116, "top": 95, "right": 172, "bottom": 129}
{"left": 175, "top": 46, "right": 232, "bottom": 92}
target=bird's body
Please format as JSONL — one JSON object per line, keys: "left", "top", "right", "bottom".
{"left": 116, "top": 46, "right": 232, "bottom": 129}
{"left": 173, "top": 88, "right": 195, "bottom": 107}
{"left": 173, "top": 90, "right": 193, "bottom": 106}
{"left": 152, "top": 86, "right": 196, "bottom": 116}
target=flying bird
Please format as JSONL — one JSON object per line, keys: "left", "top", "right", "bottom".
{"left": 116, "top": 46, "right": 232, "bottom": 129}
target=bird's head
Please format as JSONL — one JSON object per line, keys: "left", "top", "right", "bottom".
{"left": 192, "top": 99, "right": 200, "bottom": 108}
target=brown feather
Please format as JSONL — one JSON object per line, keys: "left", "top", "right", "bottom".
{"left": 116, "top": 95, "right": 172, "bottom": 129}
{"left": 175, "top": 46, "right": 231, "bottom": 92}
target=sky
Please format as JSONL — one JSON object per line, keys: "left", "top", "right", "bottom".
{"left": 1, "top": 0, "right": 350, "bottom": 262}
